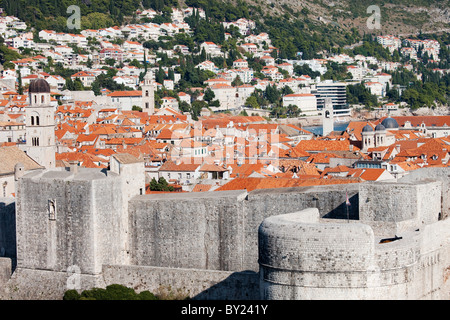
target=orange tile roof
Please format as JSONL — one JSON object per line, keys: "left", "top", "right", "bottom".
{"left": 158, "top": 160, "right": 201, "bottom": 172}
{"left": 306, "top": 152, "right": 341, "bottom": 164}
{"left": 228, "top": 163, "right": 266, "bottom": 178}
{"left": 107, "top": 90, "right": 142, "bottom": 97}
{"left": 215, "top": 176, "right": 360, "bottom": 192}
{"left": 295, "top": 139, "right": 354, "bottom": 152}
{"left": 192, "top": 184, "right": 213, "bottom": 192}
{"left": 358, "top": 168, "right": 388, "bottom": 181}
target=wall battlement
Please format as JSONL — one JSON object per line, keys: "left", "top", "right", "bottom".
{"left": 0, "top": 166, "right": 448, "bottom": 300}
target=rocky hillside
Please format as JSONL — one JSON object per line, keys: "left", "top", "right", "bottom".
{"left": 2, "top": 0, "right": 448, "bottom": 36}
{"left": 239, "top": 0, "right": 449, "bottom": 36}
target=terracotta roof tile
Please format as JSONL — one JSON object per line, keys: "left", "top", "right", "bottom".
{"left": 215, "top": 177, "right": 360, "bottom": 192}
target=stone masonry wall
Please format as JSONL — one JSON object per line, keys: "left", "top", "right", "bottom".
{"left": 15, "top": 169, "right": 125, "bottom": 275}
{"left": 16, "top": 170, "right": 96, "bottom": 274}
{"left": 358, "top": 180, "right": 441, "bottom": 235}
{"left": 399, "top": 167, "right": 450, "bottom": 220}
{"left": 128, "top": 184, "right": 360, "bottom": 273}
{"left": 128, "top": 190, "right": 248, "bottom": 271}
{"left": 3, "top": 167, "right": 449, "bottom": 300}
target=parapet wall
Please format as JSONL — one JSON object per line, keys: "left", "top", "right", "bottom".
{"left": 398, "top": 167, "right": 450, "bottom": 220}
{"left": 359, "top": 180, "right": 442, "bottom": 235}
{"left": 128, "top": 184, "right": 361, "bottom": 272}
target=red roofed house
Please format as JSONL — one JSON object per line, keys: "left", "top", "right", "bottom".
{"left": 108, "top": 90, "right": 143, "bottom": 111}
{"left": 158, "top": 160, "right": 202, "bottom": 185}
{"left": 100, "top": 48, "right": 124, "bottom": 62}
{"left": 71, "top": 71, "right": 96, "bottom": 87}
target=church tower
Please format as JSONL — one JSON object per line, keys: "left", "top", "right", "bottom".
{"left": 322, "top": 97, "right": 334, "bottom": 136}
{"left": 24, "top": 79, "right": 56, "bottom": 169}
{"left": 141, "top": 70, "right": 155, "bottom": 115}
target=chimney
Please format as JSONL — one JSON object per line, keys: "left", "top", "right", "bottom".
{"left": 69, "top": 160, "right": 78, "bottom": 174}
{"left": 14, "top": 163, "right": 25, "bottom": 181}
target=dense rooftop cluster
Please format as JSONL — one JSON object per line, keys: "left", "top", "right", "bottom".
{"left": 0, "top": 6, "right": 449, "bottom": 196}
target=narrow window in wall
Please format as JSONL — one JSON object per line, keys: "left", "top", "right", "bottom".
{"left": 48, "top": 200, "right": 56, "bottom": 220}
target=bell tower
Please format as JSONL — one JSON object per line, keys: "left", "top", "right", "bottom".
{"left": 322, "top": 98, "right": 334, "bottom": 137}
{"left": 141, "top": 70, "right": 155, "bottom": 115}
{"left": 24, "top": 79, "right": 56, "bottom": 169}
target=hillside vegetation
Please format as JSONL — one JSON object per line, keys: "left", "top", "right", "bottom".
{"left": 1, "top": 0, "right": 448, "bottom": 35}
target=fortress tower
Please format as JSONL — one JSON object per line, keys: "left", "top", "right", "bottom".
{"left": 23, "top": 79, "right": 56, "bottom": 169}
{"left": 141, "top": 70, "right": 155, "bottom": 115}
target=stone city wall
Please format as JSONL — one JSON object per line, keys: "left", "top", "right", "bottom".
{"left": 128, "top": 184, "right": 361, "bottom": 273}
{"left": 1, "top": 167, "right": 449, "bottom": 300}
{"left": 101, "top": 264, "right": 260, "bottom": 300}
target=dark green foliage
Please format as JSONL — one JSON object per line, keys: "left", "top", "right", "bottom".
{"left": 389, "top": 67, "right": 450, "bottom": 108}
{"left": 349, "top": 36, "right": 393, "bottom": 62}
{"left": 149, "top": 177, "right": 174, "bottom": 192}
{"left": 0, "top": 0, "right": 177, "bottom": 31}
{"left": 258, "top": 15, "right": 360, "bottom": 60}
{"left": 0, "top": 36, "right": 22, "bottom": 67}
{"left": 294, "top": 64, "right": 321, "bottom": 79}
{"left": 62, "top": 289, "right": 81, "bottom": 300}
{"left": 90, "top": 72, "right": 134, "bottom": 95}
{"left": 264, "top": 84, "right": 280, "bottom": 104}
{"left": 322, "top": 62, "right": 352, "bottom": 81}
{"left": 346, "top": 83, "right": 379, "bottom": 108}
{"left": 63, "top": 284, "right": 159, "bottom": 300}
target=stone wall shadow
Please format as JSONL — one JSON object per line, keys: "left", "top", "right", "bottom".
{"left": 192, "top": 271, "right": 260, "bottom": 300}
{"left": 322, "top": 193, "right": 359, "bottom": 220}
{"left": 0, "top": 200, "right": 17, "bottom": 271}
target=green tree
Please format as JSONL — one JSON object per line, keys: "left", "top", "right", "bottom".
{"left": 203, "top": 87, "right": 215, "bottom": 103}
{"left": 17, "top": 67, "right": 23, "bottom": 95}
{"left": 63, "top": 284, "right": 159, "bottom": 300}
{"left": 245, "top": 95, "right": 259, "bottom": 109}
{"left": 265, "top": 84, "right": 280, "bottom": 104}
{"left": 231, "top": 75, "right": 243, "bottom": 87}
{"left": 149, "top": 177, "right": 174, "bottom": 192}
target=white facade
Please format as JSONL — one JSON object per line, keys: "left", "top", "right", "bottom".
{"left": 283, "top": 94, "right": 318, "bottom": 114}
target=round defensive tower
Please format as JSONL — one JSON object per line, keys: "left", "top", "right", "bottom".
{"left": 258, "top": 208, "right": 378, "bottom": 300}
